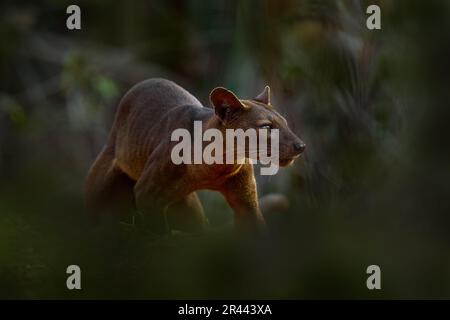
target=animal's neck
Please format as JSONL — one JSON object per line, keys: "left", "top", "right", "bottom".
{"left": 202, "top": 110, "right": 222, "bottom": 132}
{"left": 197, "top": 110, "right": 246, "bottom": 178}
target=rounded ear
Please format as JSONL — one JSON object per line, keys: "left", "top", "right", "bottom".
{"left": 210, "top": 87, "right": 249, "bottom": 120}
{"left": 254, "top": 85, "right": 271, "bottom": 105}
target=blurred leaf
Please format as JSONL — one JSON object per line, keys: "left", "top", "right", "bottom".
{"left": 0, "top": 93, "right": 26, "bottom": 126}
{"left": 94, "top": 75, "right": 119, "bottom": 100}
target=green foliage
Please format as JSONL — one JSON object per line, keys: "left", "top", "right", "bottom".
{"left": 0, "top": 94, "right": 27, "bottom": 127}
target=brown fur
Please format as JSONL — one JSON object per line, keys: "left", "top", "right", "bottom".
{"left": 85, "top": 78, "right": 305, "bottom": 234}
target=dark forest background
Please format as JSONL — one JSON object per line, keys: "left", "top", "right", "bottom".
{"left": 1, "top": 0, "right": 450, "bottom": 298}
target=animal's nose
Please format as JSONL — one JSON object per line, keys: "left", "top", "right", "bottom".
{"left": 294, "top": 142, "right": 306, "bottom": 153}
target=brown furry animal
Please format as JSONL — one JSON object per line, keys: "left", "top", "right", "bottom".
{"left": 85, "top": 78, "right": 305, "bottom": 234}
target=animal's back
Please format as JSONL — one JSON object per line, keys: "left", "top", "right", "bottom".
{"left": 109, "top": 78, "right": 203, "bottom": 179}
{"left": 113, "top": 78, "right": 202, "bottom": 132}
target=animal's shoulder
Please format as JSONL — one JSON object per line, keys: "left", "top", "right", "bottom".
{"left": 163, "top": 104, "right": 213, "bottom": 129}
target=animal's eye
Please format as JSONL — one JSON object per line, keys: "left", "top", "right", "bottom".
{"left": 259, "top": 123, "right": 273, "bottom": 130}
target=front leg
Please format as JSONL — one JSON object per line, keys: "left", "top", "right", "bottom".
{"left": 134, "top": 158, "right": 186, "bottom": 235}
{"left": 220, "top": 164, "right": 265, "bottom": 231}
{"left": 166, "top": 192, "right": 208, "bottom": 233}
{"left": 134, "top": 180, "right": 170, "bottom": 235}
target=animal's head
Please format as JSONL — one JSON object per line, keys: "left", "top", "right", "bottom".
{"left": 210, "top": 86, "right": 306, "bottom": 167}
